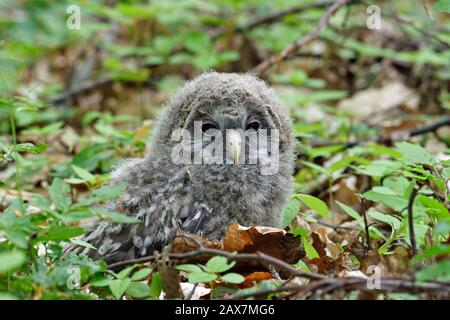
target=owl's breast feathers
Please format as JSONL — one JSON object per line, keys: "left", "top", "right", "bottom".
{"left": 68, "top": 157, "right": 285, "bottom": 264}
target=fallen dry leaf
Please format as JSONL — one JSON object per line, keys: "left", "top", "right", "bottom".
{"left": 222, "top": 223, "right": 304, "bottom": 263}
{"left": 239, "top": 272, "right": 273, "bottom": 288}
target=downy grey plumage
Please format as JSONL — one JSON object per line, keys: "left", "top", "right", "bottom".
{"left": 69, "top": 72, "right": 295, "bottom": 264}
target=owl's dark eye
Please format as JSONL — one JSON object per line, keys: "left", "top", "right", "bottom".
{"left": 245, "top": 121, "right": 260, "bottom": 131}
{"left": 201, "top": 122, "right": 218, "bottom": 134}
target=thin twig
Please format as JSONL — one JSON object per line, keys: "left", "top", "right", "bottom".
{"left": 208, "top": 1, "right": 337, "bottom": 38}
{"left": 309, "top": 117, "right": 450, "bottom": 149}
{"left": 252, "top": 0, "right": 351, "bottom": 75}
{"left": 228, "top": 275, "right": 450, "bottom": 299}
{"left": 407, "top": 185, "right": 420, "bottom": 256}
{"left": 186, "top": 283, "right": 198, "bottom": 300}
{"left": 108, "top": 247, "right": 326, "bottom": 281}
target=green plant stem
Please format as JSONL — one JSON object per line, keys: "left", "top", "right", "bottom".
{"left": 9, "top": 105, "right": 23, "bottom": 204}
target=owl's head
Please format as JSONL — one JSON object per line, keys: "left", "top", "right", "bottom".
{"left": 149, "top": 72, "right": 294, "bottom": 175}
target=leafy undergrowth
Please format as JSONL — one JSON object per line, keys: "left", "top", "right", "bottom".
{"left": 0, "top": 0, "right": 449, "bottom": 300}
{"left": 0, "top": 100, "right": 449, "bottom": 300}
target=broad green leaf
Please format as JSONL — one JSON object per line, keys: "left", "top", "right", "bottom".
{"left": 442, "top": 167, "right": 450, "bottom": 180}
{"left": 281, "top": 196, "right": 301, "bottom": 228}
{"left": 70, "top": 238, "right": 97, "bottom": 251}
{"left": 0, "top": 251, "right": 25, "bottom": 273}
{"left": 434, "top": 0, "right": 450, "bottom": 12}
{"left": 300, "top": 161, "right": 329, "bottom": 175}
{"left": 221, "top": 273, "right": 245, "bottom": 284}
{"left": 118, "top": 265, "right": 137, "bottom": 279}
{"left": 13, "top": 143, "right": 47, "bottom": 154}
{"left": 302, "top": 236, "right": 319, "bottom": 259}
{"left": 205, "top": 256, "right": 235, "bottom": 273}
{"left": 414, "top": 244, "right": 450, "bottom": 263}
{"left": 92, "top": 208, "right": 140, "bottom": 224}
{"left": 71, "top": 165, "right": 96, "bottom": 182}
{"left": 416, "top": 260, "right": 450, "bottom": 282}
{"left": 34, "top": 226, "right": 85, "bottom": 243}
{"left": 0, "top": 293, "right": 16, "bottom": 300}
{"left": 176, "top": 264, "right": 203, "bottom": 273}
{"left": 395, "top": 142, "right": 436, "bottom": 166}
{"left": 296, "top": 194, "right": 329, "bottom": 218}
{"left": 368, "top": 210, "right": 401, "bottom": 230}
{"left": 48, "top": 178, "right": 72, "bottom": 211}
{"left": 363, "top": 187, "right": 408, "bottom": 212}
{"left": 150, "top": 272, "right": 163, "bottom": 298}
{"left": 125, "top": 282, "right": 150, "bottom": 298}
{"left": 292, "top": 229, "right": 319, "bottom": 259}
{"left": 76, "top": 183, "right": 127, "bottom": 207}
{"left": 188, "top": 272, "right": 217, "bottom": 284}
{"left": 110, "top": 278, "right": 131, "bottom": 299}
{"left": 336, "top": 201, "right": 363, "bottom": 226}
{"left": 131, "top": 268, "right": 152, "bottom": 281}
{"left": 91, "top": 277, "right": 113, "bottom": 287}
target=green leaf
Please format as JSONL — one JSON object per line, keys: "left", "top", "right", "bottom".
{"left": 205, "top": 256, "right": 235, "bottom": 273}
{"left": 13, "top": 143, "right": 47, "bottom": 154}
{"left": 150, "top": 272, "right": 163, "bottom": 298}
{"left": 442, "top": 167, "right": 450, "bottom": 181}
{"left": 69, "top": 238, "right": 97, "bottom": 251}
{"left": 34, "top": 226, "right": 85, "bottom": 243}
{"left": 0, "top": 251, "right": 26, "bottom": 273}
{"left": 292, "top": 229, "right": 319, "bottom": 259}
{"left": 125, "top": 282, "right": 150, "bottom": 298}
{"left": 221, "top": 273, "right": 245, "bottom": 284}
{"left": 368, "top": 209, "right": 401, "bottom": 230}
{"left": 90, "top": 277, "right": 113, "bottom": 287}
{"left": 76, "top": 183, "right": 127, "bottom": 207}
{"left": 0, "top": 293, "right": 17, "bottom": 300}
{"left": 118, "top": 265, "right": 137, "bottom": 279}
{"left": 282, "top": 196, "right": 301, "bottom": 228}
{"left": 336, "top": 201, "right": 363, "bottom": 227}
{"left": 131, "top": 268, "right": 152, "bottom": 281}
{"left": 184, "top": 31, "right": 211, "bottom": 53}
{"left": 414, "top": 244, "right": 450, "bottom": 263}
{"left": 48, "top": 178, "right": 72, "bottom": 212}
{"left": 434, "top": 0, "right": 450, "bottom": 12}
{"left": 296, "top": 194, "right": 329, "bottom": 218}
{"left": 416, "top": 260, "right": 450, "bottom": 282}
{"left": 93, "top": 208, "right": 140, "bottom": 224}
{"left": 395, "top": 142, "right": 436, "bottom": 166}
{"left": 302, "top": 236, "right": 319, "bottom": 259}
{"left": 71, "top": 165, "right": 96, "bottom": 183}
{"left": 176, "top": 264, "right": 203, "bottom": 273}
{"left": 188, "top": 272, "right": 217, "bottom": 284}
{"left": 109, "top": 278, "right": 131, "bottom": 299}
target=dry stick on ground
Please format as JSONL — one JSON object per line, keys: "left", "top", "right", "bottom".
{"left": 107, "top": 236, "right": 450, "bottom": 298}
{"left": 407, "top": 185, "right": 421, "bottom": 256}
{"left": 108, "top": 245, "right": 326, "bottom": 281}
{"left": 208, "top": 1, "right": 338, "bottom": 38}
{"left": 229, "top": 275, "right": 450, "bottom": 300}
{"left": 310, "top": 116, "right": 450, "bottom": 149}
{"left": 252, "top": 0, "right": 351, "bottom": 76}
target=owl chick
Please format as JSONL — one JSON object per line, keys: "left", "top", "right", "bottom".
{"left": 72, "top": 72, "right": 295, "bottom": 264}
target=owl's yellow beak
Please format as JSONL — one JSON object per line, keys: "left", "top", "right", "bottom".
{"left": 227, "top": 129, "right": 242, "bottom": 164}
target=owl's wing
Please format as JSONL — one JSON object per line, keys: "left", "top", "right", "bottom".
{"left": 66, "top": 158, "right": 208, "bottom": 265}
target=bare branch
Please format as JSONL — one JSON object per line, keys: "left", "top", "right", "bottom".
{"left": 252, "top": 0, "right": 351, "bottom": 76}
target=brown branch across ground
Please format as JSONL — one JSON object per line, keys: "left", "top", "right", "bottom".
{"left": 107, "top": 236, "right": 450, "bottom": 299}
{"left": 208, "top": 1, "right": 337, "bottom": 38}
{"left": 407, "top": 185, "right": 421, "bottom": 256}
{"left": 108, "top": 245, "right": 326, "bottom": 281}
{"left": 252, "top": 0, "right": 351, "bottom": 76}
{"left": 228, "top": 276, "right": 450, "bottom": 300}
{"left": 309, "top": 116, "right": 450, "bottom": 149}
